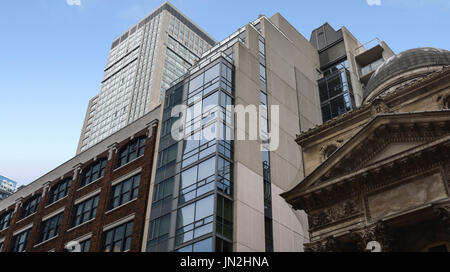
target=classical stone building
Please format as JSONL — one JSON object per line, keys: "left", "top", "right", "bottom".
{"left": 282, "top": 47, "right": 450, "bottom": 252}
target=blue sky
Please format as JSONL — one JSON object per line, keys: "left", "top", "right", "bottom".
{"left": 0, "top": 0, "right": 449, "bottom": 186}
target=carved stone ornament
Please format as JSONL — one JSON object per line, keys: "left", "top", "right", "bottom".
{"left": 370, "top": 99, "right": 389, "bottom": 116}
{"left": 304, "top": 236, "right": 340, "bottom": 252}
{"left": 350, "top": 222, "right": 394, "bottom": 252}
{"left": 308, "top": 198, "right": 363, "bottom": 229}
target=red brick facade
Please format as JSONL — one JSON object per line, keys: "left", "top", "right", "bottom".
{"left": 0, "top": 124, "right": 158, "bottom": 252}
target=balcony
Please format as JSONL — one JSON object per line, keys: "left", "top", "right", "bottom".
{"left": 354, "top": 38, "right": 391, "bottom": 84}
{"left": 359, "top": 58, "right": 384, "bottom": 84}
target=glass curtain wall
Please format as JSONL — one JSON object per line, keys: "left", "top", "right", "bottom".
{"left": 147, "top": 56, "right": 234, "bottom": 252}
{"left": 319, "top": 60, "right": 355, "bottom": 122}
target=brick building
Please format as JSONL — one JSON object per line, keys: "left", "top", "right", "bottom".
{"left": 0, "top": 108, "right": 159, "bottom": 252}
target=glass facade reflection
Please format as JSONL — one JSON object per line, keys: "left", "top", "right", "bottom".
{"left": 319, "top": 60, "right": 356, "bottom": 122}
{"left": 147, "top": 56, "right": 234, "bottom": 252}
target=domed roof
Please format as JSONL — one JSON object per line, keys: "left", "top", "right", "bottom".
{"left": 363, "top": 47, "right": 450, "bottom": 101}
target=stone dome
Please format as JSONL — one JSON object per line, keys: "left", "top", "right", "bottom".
{"left": 363, "top": 47, "right": 450, "bottom": 102}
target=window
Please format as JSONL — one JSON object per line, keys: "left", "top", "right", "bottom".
{"left": 264, "top": 217, "right": 274, "bottom": 252}
{"left": 109, "top": 174, "right": 140, "bottom": 209}
{"left": 216, "top": 237, "right": 232, "bottom": 252}
{"left": 157, "top": 144, "right": 178, "bottom": 168}
{"left": 39, "top": 212, "right": 63, "bottom": 243}
{"left": 217, "top": 157, "right": 232, "bottom": 195}
{"left": 179, "top": 157, "right": 215, "bottom": 204}
{"left": 117, "top": 137, "right": 146, "bottom": 168}
{"left": 152, "top": 178, "right": 174, "bottom": 207}
{"left": 21, "top": 195, "right": 41, "bottom": 219}
{"left": 189, "top": 73, "right": 204, "bottom": 93}
{"left": 81, "top": 159, "right": 107, "bottom": 187}
{"left": 147, "top": 214, "right": 170, "bottom": 251}
{"left": 11, "top": 228, "right": 31, "bottom": 252}
{"left": 216, "top": 195, "right": 233, "bottom": 240}
{"left": 79, "top": 239, "right": 91, "bottom": 252}
{"left": 176, "top": 237, "right": 213, "bottom": 252}
{"left": 204, "top": 63, "right": 220, "bottom": 84}
{"left": 0, "top": 210, "right": 13, "bottom": 231}
{"left": 102, "top": 221, "right": 134, "bottom": 252}
{"left": 176, "top": 195, "right": 214, "bottom": 245}
{"left": 48, "top": 178, "right": 72, "bottom": 204}
{"left": 72, "top": 195, "right": 99, "bottom": 227}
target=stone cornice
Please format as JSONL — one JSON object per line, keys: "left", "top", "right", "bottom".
{"left": 283, "top": 111, "right": 450, "bottom": 205}
{"left": 289, "top": 135, "right": 450, "bottom": 212}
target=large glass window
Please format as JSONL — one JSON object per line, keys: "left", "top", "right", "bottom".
{"left": 182, "top": 123, "right": 217, "bottom": 168}
{"left": 21, "top": 195, "right": 41, "bottom": 219}
{"left": 72, "top": 195, "right": 99, "bottom": 227}
{"left": 217, "top": 157, "right": 232, "bottom": 195}
{"left": 176, "top": 194, "right": 214, "bottom": 246}
{"left": 216, "top": 195, "right": 233, "bottom": 240}
{"left": 48, "top": 178, "right": 72, "bottom": 204}
{"left": 81, "top": 159, "right": 107, "bottom": 187}
{"left": 102, "top": 221, "right": 134, "bottom": 252}
{"left": 109, "top": 174, "right": 140, "bottom": 209}
{"left": 204, "top": 63, "right": 220, "bottom": 85}
{"left": 0, "top": 210, "right": 13, "bottom": 231}
{"left": 318, "top": 61, "right": 354, "bottom": 122}
{"left": 179, "top": 157, "right": 215, "bottom": 204}
{"left": 176, "top": 237, "right": 213, "bottom": 252}
{"left": 147, "top": 214, "right": 170, "bottom": 252}
{"left": 152, "top": 178, "right": 174, "bottom": 207}
{"left": 39, "top": 212, "right": 63, "bottom": 242}
{"left": 157, "top": 144, "right": 178, "bottom": 168}
{"left": 11, "top": 228, "right": 31, "bottom": 252}
{"left": 189, "top": 74, "right": 203, "bottom": 94}
{"left": 117, "top": 137, "right": 146, "bottom": 168}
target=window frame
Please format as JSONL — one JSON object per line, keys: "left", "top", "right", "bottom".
{"left": 80, "top": 159, "right": 107, "bottom": 187}
{"left": 48, "top": 178, "right": 72, "bottom": 204}
{"left": 39, "top": 212, "right": 64, "bottom": 243}
{"left": 101, "top": 221, "right": 134, "bottom": 252}
{"left": 116, "top": 137, "right": 146, "bottom": 168}
{"left": 71, "top": 194, "right": 100, "bottom": 228}
{"left": 0, "top": 210, "right": 13, "bottom": 231}
{"left": 11, "top": 228, "right": 32, "bottom": 252}
{"left": 21, "top": 195, "right": 41, "bottom": 219}
{"left": 109, "top": 174, "right": 141, "bottom": 210}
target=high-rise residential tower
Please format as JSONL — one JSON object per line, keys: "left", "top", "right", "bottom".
{"left": 76, "top": 2, "right": 216, "bottom": 154}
